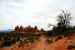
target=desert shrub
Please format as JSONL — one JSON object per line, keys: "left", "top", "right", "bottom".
{"left": 10, "top": 39, "right": 16, "bottom": 44}
{"left": 55, "top": 35, "right": 62, "bottom": 41}
{"left": 63, "top": 28, "right": 75, "bottom": 37}
{"left": 57, "top": 35, "right": 62, "bottom": 39}
{"left": 1, "top": 39, "right": 17, "bottom": 47}
{"left": 67, "top": 44, "right": 75, "bottom": 49}
{"left": 14, "top": 37, "right": 20, "bottom": 42}
{"left": 1, "top": 40, "right": 12, "bottom": 47}
{"left": 45, "top": 39, "right": 53, "bottom": 44}
{"left": 63, "top": 30, "right": 73, "bottom": 40}
{"left": 55, "top": 38, "right": 58, "bottom": 41}
{"left": 29, "top": 35, "right": 36, "bottom": 43}
{"left": 36, "top": 33, "right": 42, "bottom": 37}
{"left": 44, "top": 31, "right": 53, "bottom": 37}
{"left": 22, "top": 32, "right": 34, "bottom": 37}
{"left": 0, "top": 41, "right": 3, "bottom": 47}
{"left": 28, "top": 36, "right": 35, "bottom": 43}
{"left": 19, "top": 41, "right": 25, "bottom": 47}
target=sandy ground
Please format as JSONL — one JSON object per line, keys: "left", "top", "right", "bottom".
{"left": 1, "top": 36, "right": 75, "bottom": 50}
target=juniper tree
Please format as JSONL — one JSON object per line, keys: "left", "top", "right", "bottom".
{"left": 57, "top": 10, "right": 72, "bottom": 29}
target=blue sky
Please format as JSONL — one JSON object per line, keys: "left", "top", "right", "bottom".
{"left": 0, "top": 0, "right": 75, "bottom": 30}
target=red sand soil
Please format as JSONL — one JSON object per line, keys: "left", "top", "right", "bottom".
{"left": 1, "top": 36, "right": 75, "bottom": 50}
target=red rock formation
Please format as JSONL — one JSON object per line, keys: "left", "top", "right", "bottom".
{"left": 15, "top": 26, "right": 42, "bottom": 33}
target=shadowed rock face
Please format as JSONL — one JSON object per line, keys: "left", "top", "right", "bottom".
{"left": 1, "top": 36, "right": 75, "bottom": 50}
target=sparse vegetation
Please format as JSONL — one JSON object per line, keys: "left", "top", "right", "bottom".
{"left": 19, "top": 41, "right": 25, "bottom": 47}
{"left": 67, "top": 44, "right": 75, "bottom": 49}
{"left": 55, "top": 35, "right": 62, "bottom": 41}
{"left": 0, "top": 31, "right": 39, "bottom": 47}
{"left": 45, "top": 31, "right": 53, "bottom": 37}
{"left": 45, "top": 39, "right": 53, "bottom": 44}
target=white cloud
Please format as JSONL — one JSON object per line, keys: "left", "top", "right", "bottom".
{"left": 0, "top": 0, "right": 75, "bottom": 30}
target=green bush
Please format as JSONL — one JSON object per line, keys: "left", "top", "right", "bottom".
{"left": 44, "top": 31, "right": 53, "bottom": 37}
{"left": 19, "top": 41, "right": 25, "bottom": 47}
{"left": 28, "top": 37, "right": 34, "bottom": 43}
{"left": 1, "top": 40, "right": 12, "bottom": 47}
